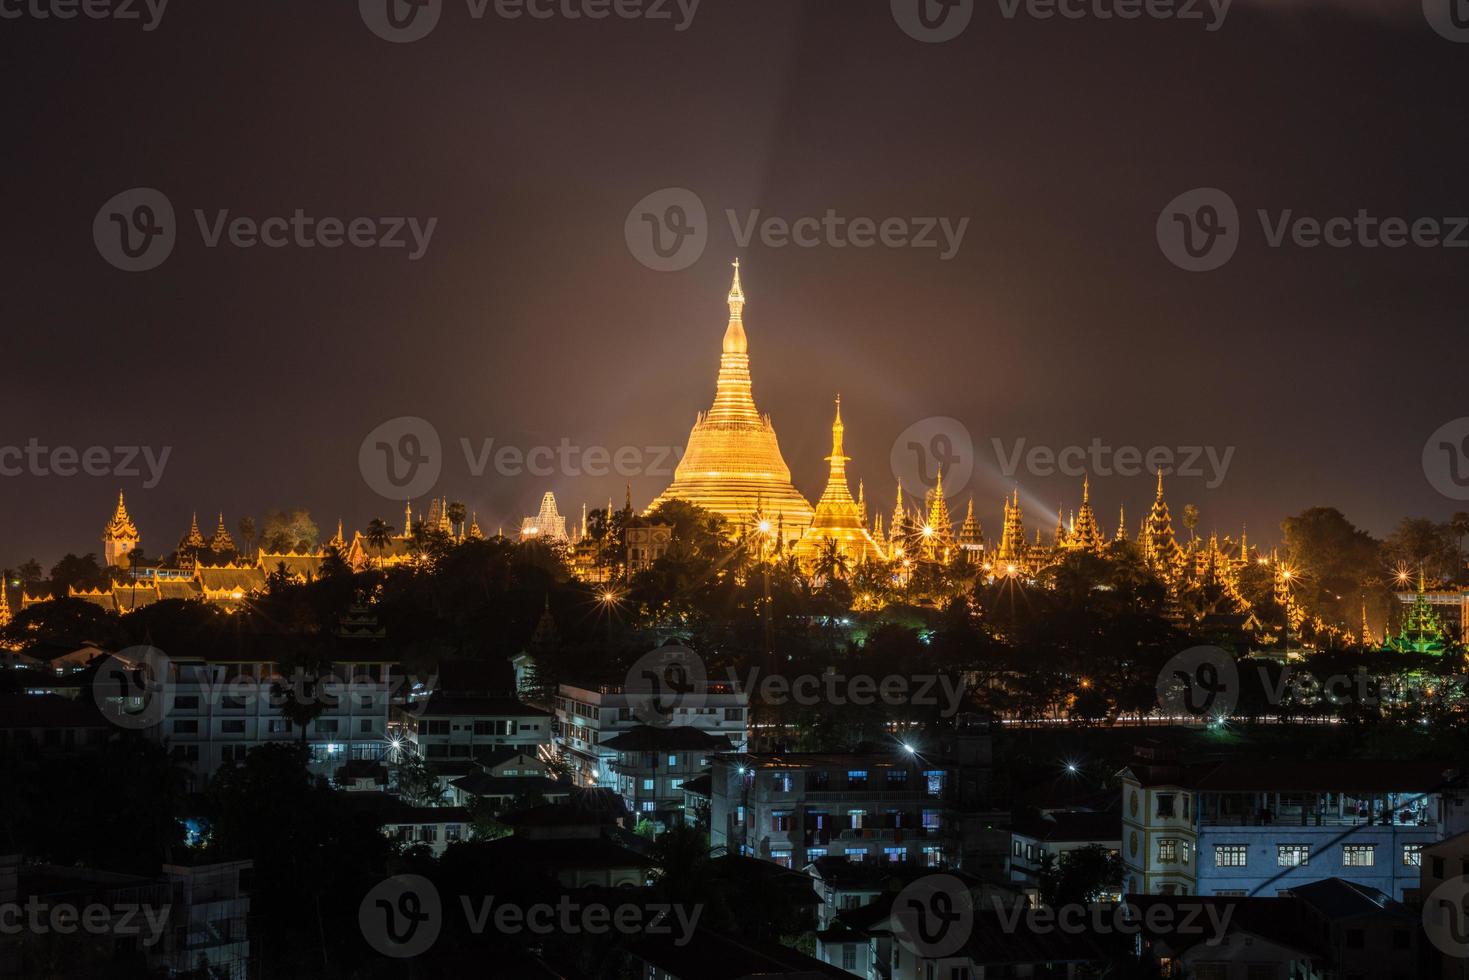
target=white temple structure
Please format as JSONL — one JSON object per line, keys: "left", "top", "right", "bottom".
{"left": 520, "top": 492, "right": 568, "bottom": 543}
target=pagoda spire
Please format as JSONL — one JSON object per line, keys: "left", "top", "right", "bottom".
{"left": 403, "top": 500, "right": 413, "bottom": 536}
{"left": 1115, "top": 504, "right": 1128, "bottom": 542}
{"left": 856, "top": 479, "right": 867, "bottom": 527}
{"left": 795, "top": 395, "right": 884, "bottom": 564}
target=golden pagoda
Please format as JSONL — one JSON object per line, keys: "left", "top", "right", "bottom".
{"left": 920, "top": 468, "right": 956, "bottom": 561}
{"left": 651, "top": 260, "right": 814, "bottom": 542}
{"left": 795, "top": 396, "right": 885, "bottom": 565}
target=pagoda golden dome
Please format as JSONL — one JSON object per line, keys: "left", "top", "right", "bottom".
{"left": 650, "top": 260, "right": 814, "bottom": 540}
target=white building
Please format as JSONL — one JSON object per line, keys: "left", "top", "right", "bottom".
{"left": 1119, "top": 743, "right": 1468, "bottom": 900}
{"left": 391, "top": 693, "right": 552, "bottom": 763}
{"left": 520, "top": 491, "right": 568, "bottom": 543}
{"left": 554, "top": 678, "right": 749, "bottom": 788}
{"left": 98, "top": 646, "right": 398, "bottom": 790}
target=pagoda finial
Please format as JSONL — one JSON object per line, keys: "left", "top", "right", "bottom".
{"left": 1155, "top": 468, "right": 1165, "bottom": 499}
{"left": 828, "top": 395, "right": 847, "bottom": 461}
{"left": 723, "top": 258, "right": 748, "bottom": 354}
{"left": 1082, "top": 474, "right": 1090, "bottom": 503}
{"left": 934, "top": 466, "right": 945, "bottom": 499}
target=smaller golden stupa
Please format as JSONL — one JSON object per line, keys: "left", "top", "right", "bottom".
{"left": 795, "top": 396, "right": 886, "bottom": 565}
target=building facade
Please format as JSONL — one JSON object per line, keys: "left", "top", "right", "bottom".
{"left": 1120, "top": 744, "right": 1468, "bottom": 900}
{"left": 554, "top": 678, "right": 749, "bottom": 788}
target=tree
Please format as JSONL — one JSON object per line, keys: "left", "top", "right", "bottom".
{"left": 270, "top": 644, "right": 334, "bottom": 747}
{"left": 1182, "top": 504, "right": 1200, "bottom": 543}
{"left": 17, "top": 559, "right": 43, "bottom": 585}
{"left": 47, "top": 553, "right": 108, "bottom": 598}
{"left": 1385, "top": 518, "right": 1459, "bottom": 583}
{"left": 393, "top": 752, "right": 446, "bottom": 806}
{"left": 1281, "top": 507, "right": 1382, "bottom": 631}
{"left": 1038, "top": 844, "right": 1124, "bottom": 908}
{"left": 364, "top": 518, "right": 395, "bottom": 568}
{"left": 237, "top": 516, "right": 257, "bottom": 556}
{"left": 260, "top": 508, "right": 318, "bottom": 553}
{"left": 447, "top": 500, "right": 468, "bottom": 538}
{"left": 814, "top": 538, "right": 850, "bottom": 584}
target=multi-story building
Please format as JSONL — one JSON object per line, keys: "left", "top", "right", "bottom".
{"left": 102, "top": 646, "right": 399, "bottom": 790}
{"left": 554, "top": 677, "right": 748, "bottom": 787}
{"left": 1119, "top": 743, "right": 1469, "bottom": 899}
{"left": 1417, "top": 828, "right": 1469, "bottom": 980}
{"left": 710, "top": 716, "right": 1005, "bottom": 873}
{"left": 602, "top": 724, "right": 733, "bottom": 829}
{"left": 710, "top": 750, "right": 952, "bottom": 870}
{"left": 391, "top": 693, "right": 552, "bottom": 763}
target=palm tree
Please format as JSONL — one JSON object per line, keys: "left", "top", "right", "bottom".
{"left": 237, "top": 517, "right": 256, "bottom": 557}
{"left": 1451, "top": 512, "right": 1469, "bottom": 583}
{"left": 1182, "top": 504, "right": 1200, "bottom": 544}
{"left": 447, "top": 500, "right": 467, "bottom": 539}
{"left": 364, "top": 518, "right": 394, "bottom": 569}
{"left": 814, "top": 538, "right": 849, "bottom": 584}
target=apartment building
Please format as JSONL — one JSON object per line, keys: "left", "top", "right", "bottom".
{"left": 602, "top": 724, "right": 733, "bottom": 829}
{"left": 710, "top": 716, "right": 1004, "bottom": 873}
{"left": 98, "top": 646, "right": 399, "bottom": 790}
{"left": 554, "top": 677, "right": 748, "bottom": 787}
{"left": 391, "top": 693, "right": 552, "bottom": 762}
{"left": 1119, "top": 743, "right": 1469, "bottom": 899}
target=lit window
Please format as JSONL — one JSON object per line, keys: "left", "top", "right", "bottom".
{"left": 1158, "top": 839, "right": 1178, "bottom": 862}
{"left": 1343, "top": 845, "right": 1376, "bottom": 867}
{"left": 1404, "top": 844, "right": 1424, "bottom": 867}
{"left": 1215, "top": 845, "right": 1248, "bottom": 867}
{"left": 1278, "top": 844, "right": 1310, "bottom": 867}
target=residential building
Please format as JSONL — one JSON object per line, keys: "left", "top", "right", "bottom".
{"left": 602, "top": 724, "right": 732, "bottom": 829}
{"left": 710, "top": 716, "right": 1005, "bottom": 873}
{"left": 1119, "top": 742, "right": 1468, "bottom": 899}
{"left": 103, "top": 645, "right": 399, "bottom": 790}
{"left": 391, "top": 693, "right": 552, "bottom": 763}
{"left": 446, "top": 746, "right": 571, "bottom": 810}
{"left": 554, "top": 677, "right": 748, "bottom": 787}
{"left": 1008, "top": 809, "right": 1121, "bottom": 900}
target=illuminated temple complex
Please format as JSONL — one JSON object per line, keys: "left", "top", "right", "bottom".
{"left": 649, "top": 260, "right": 815, "bottom": 545}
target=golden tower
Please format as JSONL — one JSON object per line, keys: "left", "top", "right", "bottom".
{"left": 796, "top": 396, "right": 885, "bottom": 565}
{"left": 651, "top": 260, "right": 814, "bottom": 540}
{"left": 921, "top": 468, "right": 956, "bottom": 560}
{"left": 103, "top": 490, "right": 141, "bottom": 567}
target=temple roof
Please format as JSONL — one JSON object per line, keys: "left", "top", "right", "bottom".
{"left": 103, "top": 491, "right": 139, "bottom": 541}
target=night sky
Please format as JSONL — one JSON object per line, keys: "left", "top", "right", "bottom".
{"left": 3, "top": 0, "right": 1466, "bottom": 568}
